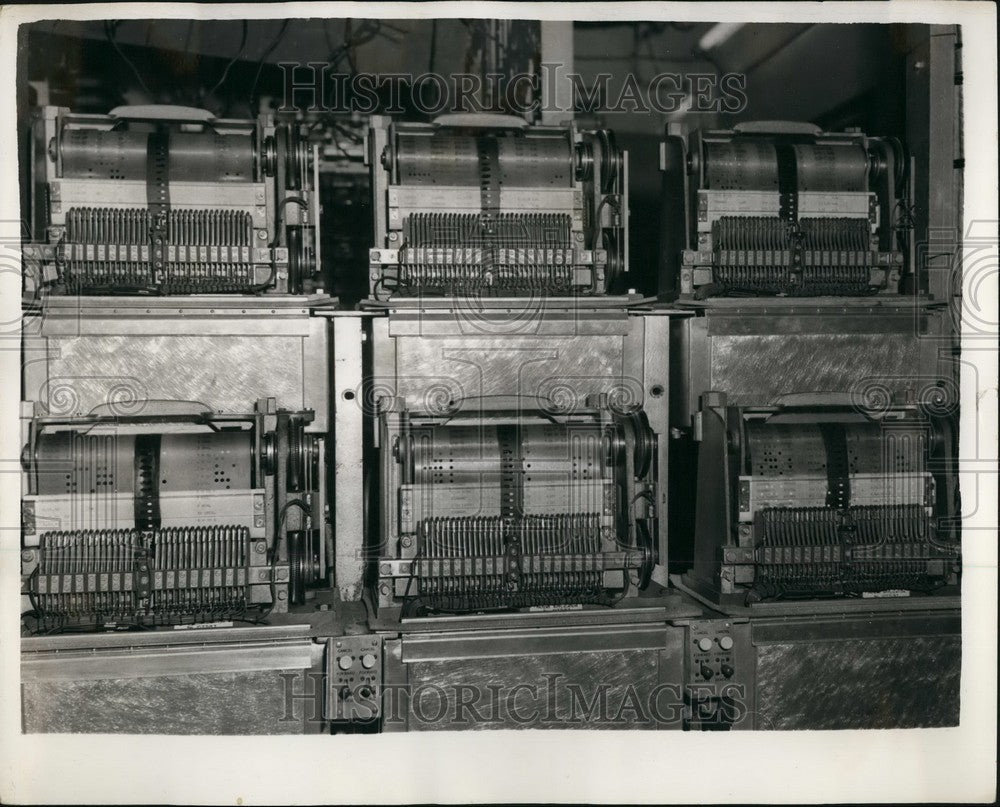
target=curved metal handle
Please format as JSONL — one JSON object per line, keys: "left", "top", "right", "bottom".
{"left": 108, "top": 105, "right": 216, "bottom": 124}
{"left": 432, "top": 112, "right": 528, "bottom": 130}
{"left": 87, "top": 399, "right": 213, "bottom": 418}
{"left": 733, "top": 120, "right": 822, "bottom": 136}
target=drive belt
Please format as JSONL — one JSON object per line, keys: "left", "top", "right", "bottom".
{"left": 497, "top": 425, "right": 523, "bottom": 589}
{"left": 477, "top": 135, "right": 501, "bottom": 282}
{"left": 146, "top": 129, "right": 170, "bottom": 283}
{"left": 775, "top": 142, "right": 802, "bottom": 277}
{"left": 774, "top": 143, "right": 798, "bottom": 223}
{"left": 497, "top": 425, "right": 523, "bottom": 519}
{"left": 133, "top": 435, "right": 162, "bottom": 530}
{"left": 819, "top": 423, "right": 851, "bottom": 510}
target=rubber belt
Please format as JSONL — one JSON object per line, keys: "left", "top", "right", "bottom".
{"left": 147, "top": 129, "right": 170, "bottom": 285}
{"left": 477, "top": 136, "right": 501, "bottom": 281}
{"left": 819, "top": 423, "right": 851, "bottom": 510}
{"left": 497, "top": 425, "right": 523, "bottom": 519}
{"left": 133, "top": 435, "right": 162, "bottom": 530}
{"left": 774, "top": 143, "right": 798, "bottom": 224}
{"left": 775, "top": 142, "right": 802, "bottom": 278}
{"left": 497, "top": 424, "right": 523, "bottom": 588}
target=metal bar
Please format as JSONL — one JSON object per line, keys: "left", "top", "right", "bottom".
{"left": 401, "top": 622, "right": 669, "bottom": 662}
{"left": 22, "top": 639, "right": 315, "bottom": 682}
{"left": 21, "top": 623, "right": 311, "bottom": 652}
{"left": 751, "top": 611, "right": 960, "bottom": 644}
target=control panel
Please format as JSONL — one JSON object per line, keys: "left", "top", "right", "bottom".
{"left": 326, "top": 635, "right": 382, "bottom": 722}
{"left": 689, "top": 622, "right": 738, "bottom": 682}
{"left": 677, "top": 618, "right": 753, "bottom": 730}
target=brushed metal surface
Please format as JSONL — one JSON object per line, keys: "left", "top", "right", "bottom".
{"left": 39, "top": 335, "right": 310, "bottom": 416}
{"left": 404, "top": 650, "right": 666, "bottom": 730}
{"left": 710, "top": 333, "right": 921, "bottom": 405}
{"left": 21, "top": 670, "right": 315, "bottom": 734}
{"left": 753, "top": 635, "right": 960, "bottom": 729}
{"left": 389, "top": 334, "right": 636, "bottom": 408}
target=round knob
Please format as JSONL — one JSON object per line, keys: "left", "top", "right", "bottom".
{"left": 337, "top": 655, "right": 353, "bottom": 671}
{"left": 700, "top": 664, "right": 714, "bottom": 680}
{"left": 697, "top": 637, "right": 713, "bottom": 652}
{"left": 720, "top": 664, "right": 735, "bottom": 679}
{"left": 361, "top": 653, "right": 377, "bottom": 669}
{"left": 719, "top": 635, "right": 734, "bottom": 651}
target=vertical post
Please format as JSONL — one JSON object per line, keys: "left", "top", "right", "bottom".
{"left": 906, "top": 24, "right": 962, "bottom": 303}
{"left": 540, "top": 21, "right": 574, "bottom": 125}
{"left": 332, "top": 314, "right": 365, "bottom": 599}
{"left": 640, "top": 312, "right": 671, "bottom": 578}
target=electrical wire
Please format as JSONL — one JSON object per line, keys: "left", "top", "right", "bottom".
{"left": 267, "top": 196, "right": 309, "bottom": 249}
{"left": 207, "top": 20, "right": 249, "bottom": 100}
{"left": 248, "top": 20, "right": 291, "bottom": 113}
{"left": 105, "top": 21, "right": 153, "bottom": 99}
{"left": 258, "top": 498, "right": 312, "bottom": 620}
